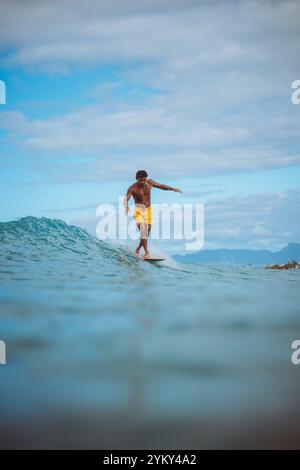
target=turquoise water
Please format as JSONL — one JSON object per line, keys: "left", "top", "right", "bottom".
{"left": 0, "top": 217, "right": 299, "bottom": 449}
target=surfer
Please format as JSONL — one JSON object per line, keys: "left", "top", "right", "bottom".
{"left": 124, "top": 170, "right": 182, "bottom": 259}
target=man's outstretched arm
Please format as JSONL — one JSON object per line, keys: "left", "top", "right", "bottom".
{"left": 123, "top": 187, "right": 132, "bottom": 215}
{"left": 149, "top": 180, "right": 182, "bottom": 193}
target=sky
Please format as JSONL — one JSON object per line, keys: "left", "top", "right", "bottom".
{"left": 0, "top": 0, "right": 300, "bottom": 253}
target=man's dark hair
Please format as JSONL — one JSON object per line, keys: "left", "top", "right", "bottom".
{"left": 136, "top": 170, "right": 148, "bottom": 179}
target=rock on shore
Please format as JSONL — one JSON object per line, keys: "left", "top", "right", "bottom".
{"left": 265, "top": 260, "right": 300, "bottom": 270}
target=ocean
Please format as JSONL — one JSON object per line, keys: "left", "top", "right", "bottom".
{"left": 0, "top": 216, "right": 299, "bottom": 449}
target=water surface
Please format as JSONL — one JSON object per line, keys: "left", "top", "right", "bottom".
{"left": 0, "top": 217, "right": 299, "bottom": 448}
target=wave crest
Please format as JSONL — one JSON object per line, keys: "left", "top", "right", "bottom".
{"left": 0, "top": 216, "right": 133, "bottom": 265}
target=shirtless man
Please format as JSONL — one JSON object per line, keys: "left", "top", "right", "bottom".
{"left": 124, "top": 170, "right": 182, "bottom": 259}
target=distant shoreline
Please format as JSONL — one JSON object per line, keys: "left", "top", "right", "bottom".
{"left": 173, "top": 242, "right": 300, "bottom": 267}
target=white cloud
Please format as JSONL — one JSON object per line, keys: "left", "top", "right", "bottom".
{"left": 251, "top": 223, "right": 270, "bottom": 236}
{"left": 0, "top": 0, "right": 300, "bottom": 180}
{"left": 67, "top": 189, "right": 300, "bottom": 251}
{"left": 203, "top": 189, "right": 300, "bottom": 249}
{"left": 1, "top": 0, "right": 299, "bottom": 72}
{"left": 1, "top": 100, "right": 299, "bottom": 179}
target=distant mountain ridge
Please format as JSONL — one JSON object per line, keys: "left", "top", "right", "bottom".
{"left": 173, "top": 242, "right": 300, "bottom": 266}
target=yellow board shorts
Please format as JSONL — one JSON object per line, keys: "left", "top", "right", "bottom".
{"left": 134, "top": 206, "right": 152, "bottom": 225}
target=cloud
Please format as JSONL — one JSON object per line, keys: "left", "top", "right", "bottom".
{"left": 67, "top": 189, "right": 300, "bottom": 252}
{"left": 203, "top": 189, "right": 300, "bottom": 249}
{"left": 1, "top": 100, "right": 299, "bottom": 180}
{"left": 1, "top": 0, "right": 300, "bottom": 180}
{"left": 183, "top": 189, "right": 225, "bottom": 198}
{"left": 44, "top": 202, "right": 100, "bottom": 213}
{"left": 1, "top": 0, "right": 299, "bottom": 72}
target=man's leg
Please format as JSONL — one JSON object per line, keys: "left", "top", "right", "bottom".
{"left": 134, "top": 224, "right": 143, "bottom": 255}
{"left": 140, "top": 223, "right": 151, "bottom": 259}
{"left": 134, "top": 220, "right": 151, "bottom": 258}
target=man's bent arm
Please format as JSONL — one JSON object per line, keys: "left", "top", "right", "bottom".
{"left": 124, "top": 188, "right": 132, "bottom": 215}
{"left": 149, "top": 180, "right": 182, "bottom": 193}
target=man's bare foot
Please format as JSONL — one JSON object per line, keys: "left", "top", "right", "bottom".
{"left": 133, "top": 250, "right": 140, "bottom": 257}
{"left": 143, "top": 252, "right": 151, "bottom": 260}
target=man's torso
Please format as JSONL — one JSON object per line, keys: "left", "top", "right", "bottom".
{"left": 130, "top": 180, "right": 152, "bottom": 208}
